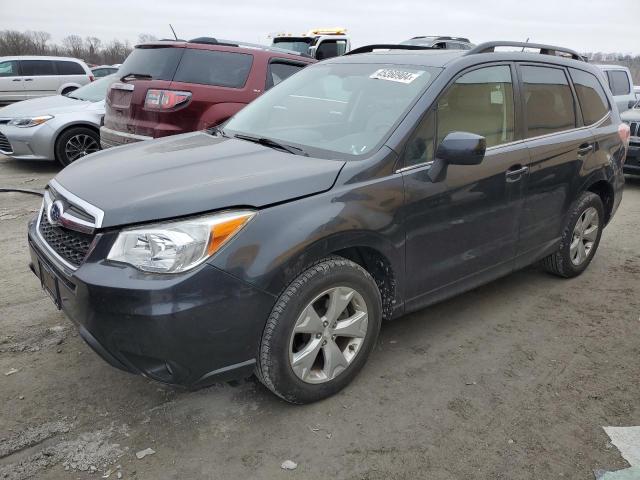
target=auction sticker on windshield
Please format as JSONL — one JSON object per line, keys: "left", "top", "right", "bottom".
{"left": 370, "top": 68, "right": 424, "bottom": 84}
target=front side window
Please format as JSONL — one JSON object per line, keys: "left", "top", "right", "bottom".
{"left": 20, "top": 60, "right": 55, "bottom": 76}
{"left": 404, "top": 65, "right": 515, "bottom": 167}
{"left": 173, "top": 49, "right": 253, "bottom": 88}
{"left": 607, "top": 70, "right": 631, "bottom": 96}
{"left": 569, "top": 68, "right": 610, "bottom": 125}
{"left": 56, "top": 61, "right": 85, "bottom": 75}
{"left": 522, "top": 65, "right": 575, "bottom": 138}
{"left": 266, "top": 61, "right": 305, "bottom": 89}
{"left": 225, "top": 63, "right": 440, "bottom": 158}
{"left": 0, "top": 60, "right": 19, "bottom": 77}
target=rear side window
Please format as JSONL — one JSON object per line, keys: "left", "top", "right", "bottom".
{"left": 521, "top": 65, "right": 575, "bottom": 138}
{"left": 606, "top": 70, "right": 631, "bottom": 96}
{"left": 118, "top": 47, "right": 184, "bottom": 81}
{"left": 20, "top": 60, "right": 55, "bottom": 76}
{"left": 569, "top": 68, "right": 610, "bottom": 125}
{"left": 266, "top": 61, "right": 305, "bottom": 89}
{"left": 56, "top": 61, "right": 85, "bottom": 75}
{"left": 0, "top": 60, "right": 19, "bottom": 77}
{"left": 173, "top": 49, "right": 253, "bottom": 88}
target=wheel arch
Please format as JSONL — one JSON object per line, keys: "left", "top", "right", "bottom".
{"left": 584, "top": 178, "right": 615, "bottom": 224}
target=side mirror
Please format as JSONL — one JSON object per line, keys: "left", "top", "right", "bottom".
{"left": 436, "top": 131, "right": 486, "bottom": 166}
{"left": 428, "top": 132, "right": 486, "bottom": 183}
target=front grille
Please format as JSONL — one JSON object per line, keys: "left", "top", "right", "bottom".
{"left": 0, "top": 132, "right": 12, "bottom": 153}
{"left": 38, "top": 210, "right": 94, "bottom": 267}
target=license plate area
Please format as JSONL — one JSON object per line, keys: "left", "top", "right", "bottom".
{"left": 39, "top": 259, "right": 61, "bottom": 309}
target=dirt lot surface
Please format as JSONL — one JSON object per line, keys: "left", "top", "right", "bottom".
{"left": 0, "top": 155, "right": 639, "bottom": 480}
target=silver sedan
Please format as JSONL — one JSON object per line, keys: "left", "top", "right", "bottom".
{"left": 0, "top": 74, "right": 115, "bottom": 166}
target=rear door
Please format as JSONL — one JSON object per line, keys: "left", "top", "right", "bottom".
{"left": 515, "top": 64, "right": 596, "bottom": 266}
{"left": 19, "top": 59, "right": 58, "bottom": 98}
{"left": 402, "top": 64, "right": 527, "bottom": 305}
{"left": 55, "top": 60, "right": 89, "bottom": 87}
{"left": 0, "top": 60, "right": 24, "bottom": 103}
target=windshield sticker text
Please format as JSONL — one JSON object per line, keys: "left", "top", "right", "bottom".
{"left": 370, "top": 69, "right": 424, "bottom": 84}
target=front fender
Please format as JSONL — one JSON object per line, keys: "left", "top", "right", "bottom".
{"left": 210, "top": 169, "right": 405, "bottom": 309}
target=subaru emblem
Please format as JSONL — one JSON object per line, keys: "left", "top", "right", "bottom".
{"left": 47, "top": 200, "right": 65, "bottom": 226}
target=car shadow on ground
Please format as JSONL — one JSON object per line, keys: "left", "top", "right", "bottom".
{"left": 624, "top": 174, "right": 640, "bottom": 188}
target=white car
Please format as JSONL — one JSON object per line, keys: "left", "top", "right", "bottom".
{"left": 0, "top": 74, "right": 115, "bottom": 165}
{"left": 0, "top": 56, "right": 94, "bottom": 105}
{"left": 595, "top": 65, "right": 636, "bottom": 113}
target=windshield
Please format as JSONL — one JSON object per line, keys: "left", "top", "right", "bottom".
{"left": 272, "top": 38, "right": 313, "bottom": 55}
{"left": 225, "top": 63, "right": 439, "bottom": 158}
{"left": 68, "top": 74, "right": 118, "bottom": 102}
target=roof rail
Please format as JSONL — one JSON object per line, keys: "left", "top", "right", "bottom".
{"left": 411, "top": 36, "right": 471, "bottom": 43}
{"left": 187, "top": 37, "right": 312, "bottom": 57}
{"left": 467, "top": 41, "right": 586, "bottom": 61}
{"left": 346, "top": 44, "right": 435, "bottom": 56}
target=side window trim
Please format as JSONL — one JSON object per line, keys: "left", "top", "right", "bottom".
{"left": 397, "top": 61, "right": 518, "bottom": 172}
{"left": 516, "top": 62, "right": 578, "bottom": 140}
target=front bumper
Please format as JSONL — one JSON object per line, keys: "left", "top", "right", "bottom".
{"left": 0, "top": 124, "right": 54, "bottom": 160}
{"left": 28, "top": 218, "right": 276, "bottom": 387}
{"left": 624, "top": 141, "right": 640, "bottom": 174}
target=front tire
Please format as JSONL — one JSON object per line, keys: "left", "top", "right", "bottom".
{"left": 257, "top": 257, "right": 382, "bottom": 404}
{"left": 55, "top": 126, "right": 100, "bottom": 166}
{"left": 542, "top": 192, "right": 604, "bottom": 278}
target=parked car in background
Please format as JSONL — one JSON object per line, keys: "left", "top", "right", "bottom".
{"left": 100, "top": 38, "right": 315, "bottom": 149}
{"left": 0, "top": 56, "right": 94, "bottom": 105}
{"left": 400, "top": 36, "right": 474, "bottom": 50}
{"left": 91, "top": 65, "right": 119, "bottom": 78}
{"left": 596, "top": 65, "right": 636, "bottom": 112}
{"left": 29, "top": 41, "right": 627, "bottom": 404}
{"left": 0, "top": 74, "right": 115, "bottom": 165}
{"left": 621, "top": 105, "right": 640, "bottom": 174}
{"left": 634, "top": 85, "right": 640, "bottom": 100}
{"left": 271, "top": 28, "right": 351, "bottom": 60}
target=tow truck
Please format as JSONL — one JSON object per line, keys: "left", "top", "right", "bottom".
{"left": 270, "top": 28, "right": 351, "bottom": 60}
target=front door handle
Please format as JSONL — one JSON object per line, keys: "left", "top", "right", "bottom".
{"left": 12, "top": 78, "right": 21, "bottom": 82}
{"left": 505, "top": 165, "right": 529, "bottom": 182}
{"left": 24, "top": 78, "right": 33, "bottom": 82}
{"left": 577, "top": 144, "right": 594, "bottom": 156}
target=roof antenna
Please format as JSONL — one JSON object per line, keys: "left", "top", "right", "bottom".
{"left": 522, "top": 37, "right": 529, "bottom": 52}
{"left": 169, "top": 24, "right": 178, "bottom": 41}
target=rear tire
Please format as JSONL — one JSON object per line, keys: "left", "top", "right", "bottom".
{"left": 256, "top": 256, "right": 382, "bottom": 404}
{"left": 541, "top": 192, "right": 604, "bottom": 278}
{"left": 55, "top": 126, "right": 100, "bottom": 166}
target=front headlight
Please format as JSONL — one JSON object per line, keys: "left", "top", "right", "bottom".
{"left": 8, "top": 115, "right": 54, "bottom": 128}
{"left": 107, "top": 210, "right": 255, "bottom": 273}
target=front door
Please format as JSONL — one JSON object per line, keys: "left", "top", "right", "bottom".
{"left": 402, "top": 64, "right": 527, "bottom": 306}
{"left": 0, "top": 60, "right": 25, "bottom": 103}
{"left": 19, "top": 60, "right": 59, "bottom": 99}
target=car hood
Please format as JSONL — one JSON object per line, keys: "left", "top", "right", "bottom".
{"left": 0, "top": 95, "right": 95, "bottom": 118}
{"left": 54, "top": 132, "right": 345, "bottom": 228}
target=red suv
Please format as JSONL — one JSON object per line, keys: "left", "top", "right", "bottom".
{"left": 100, "top": 38, "right": 315, "bottom": 148}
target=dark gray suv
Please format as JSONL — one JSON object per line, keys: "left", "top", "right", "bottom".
{"left": 28, "top": 41, "right": 628, "bottom": 404}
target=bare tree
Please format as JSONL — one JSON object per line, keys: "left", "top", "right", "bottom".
{"left": 85, "top": 36, "right": 102, "bottom": 64}
{"left": 62, "top": 34, "right": 85, "bottom": 58}
{"left": 28, "top": 31, "right": 51, "bottom": 54}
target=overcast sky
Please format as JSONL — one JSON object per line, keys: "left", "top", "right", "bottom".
{"left": 3, "top": 0, "right": 638, "bottom": 54}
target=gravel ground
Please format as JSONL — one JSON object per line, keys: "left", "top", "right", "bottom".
{"left": 0, "top": 155, "right": 639, "bottom": 479}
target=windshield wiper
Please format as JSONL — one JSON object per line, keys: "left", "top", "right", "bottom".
{"left": 233, "top": 133, "right": 308, "bottom": 156}
{"left": 120, "top": 72, "right": 152, "bottom": 82}
{"left": 207, "top": 125, "right": 228, "bottom": 137}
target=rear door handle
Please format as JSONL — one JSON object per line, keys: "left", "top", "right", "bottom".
{"left": 505, "top": 165, "right": 529, "bottom": 182}
{"left": 577, "top": 144, "right": 594, "bottom": 155}
{"left": 24, "top": 78, "right": 33, "bottom": 82}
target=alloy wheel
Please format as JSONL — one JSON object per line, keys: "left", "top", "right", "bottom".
{"left": 288, "top": 286, "right": 368, "bottom": 384}
{"left": 570, "top": 206, "right": 599, "bottom": 266}
{"left": 65, "top": 134, "right": 99, "bottom": 162}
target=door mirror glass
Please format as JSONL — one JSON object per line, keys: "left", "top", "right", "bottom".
{"left": 436, "top": 131, "right": 486, "bottom": 165}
